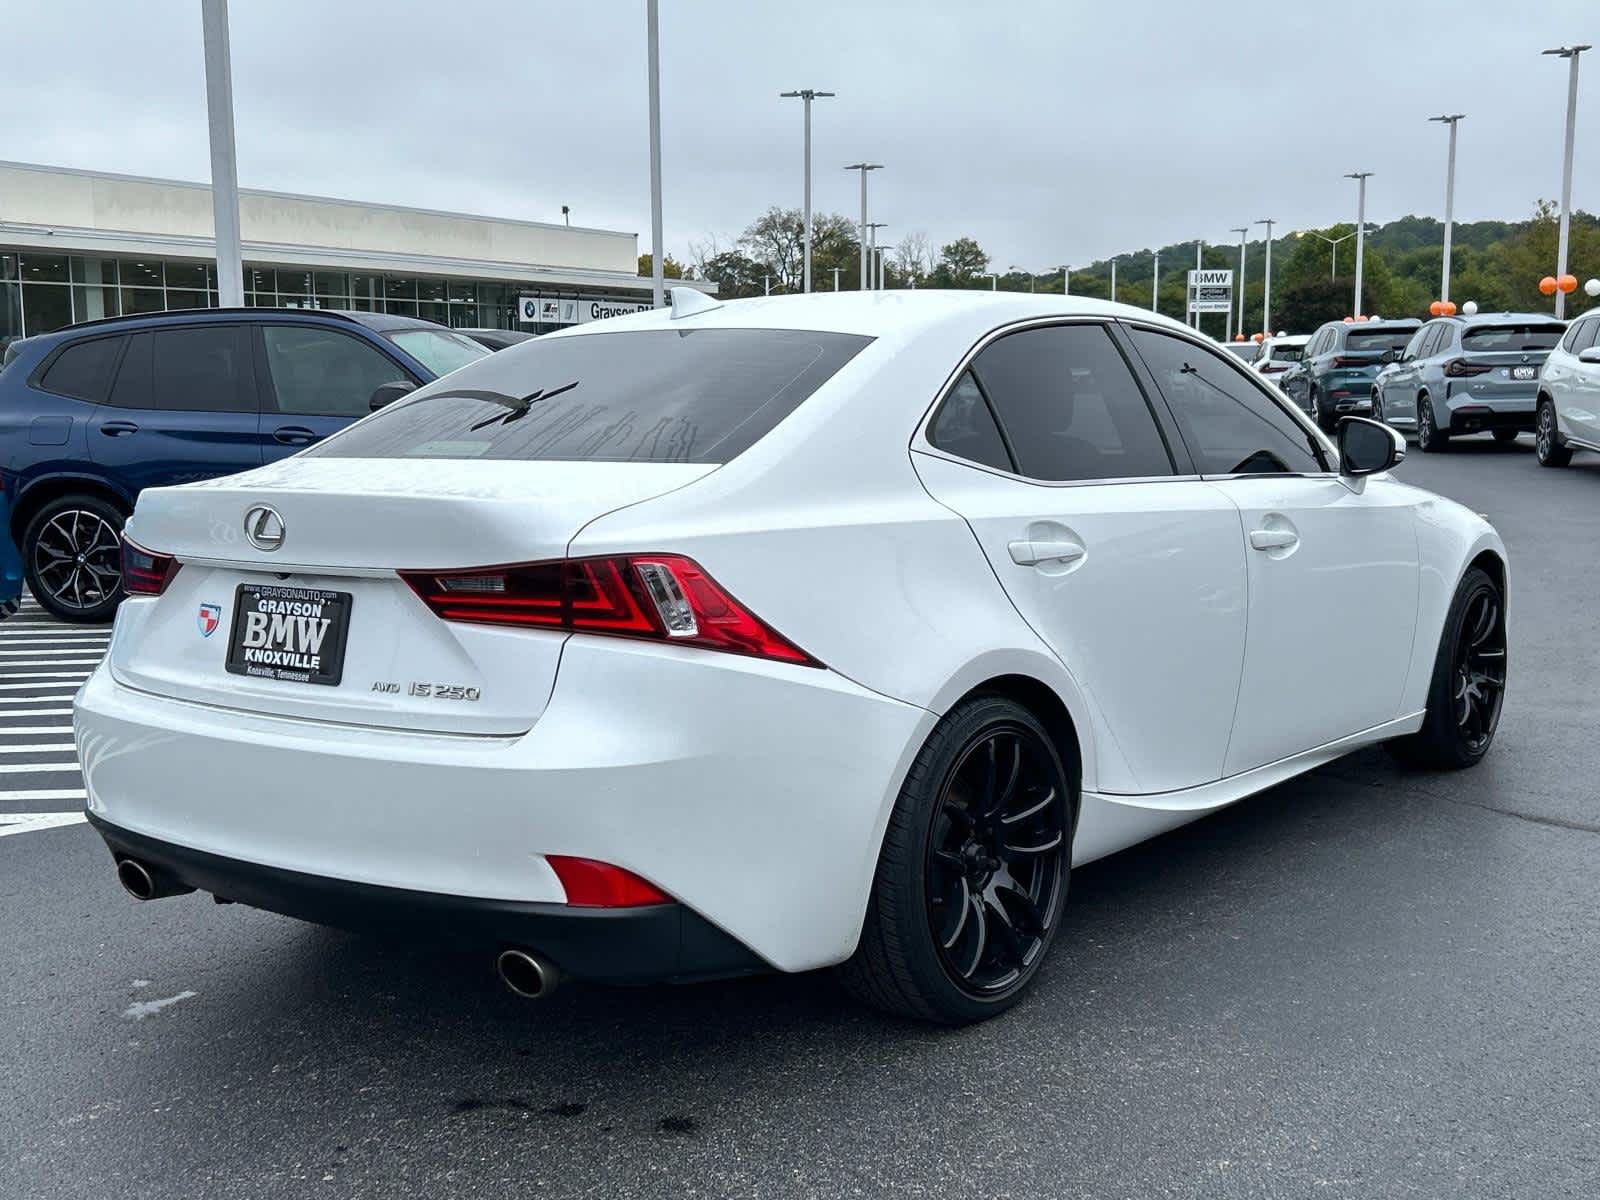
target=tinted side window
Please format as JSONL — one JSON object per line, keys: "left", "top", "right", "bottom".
{"left": 262, "top": 326, "right": 409, "bottom": 417}
{"left": 970, "top": 324, "right": 1173, "bottom": 482}
{"left": 1561, "top": 319, "right": 1587, "bottom": 352}
{"left": 150, "top": 325, "right": 254, "bottom": 413}
{"left": 927, "top": 371, "right": 1013, "bottom": 472}
{"left": 1578, "top": 318, "right": 1600, "bottom": 353}
{"left": 39, "top": 335, "right": 123, "bottom": 401}
{"left": 107, "top": 332, "right": 153, "bottom": 409}
{"left": 1401, "top": 329, "right": 1427, "bottom": 360}
{"left": 1128, "top": 328, "right": 1326, "bottom": 476}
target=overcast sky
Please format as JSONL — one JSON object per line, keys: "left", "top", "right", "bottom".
{"left": 3, "top": 1, "right": 1596, "bottom": 270}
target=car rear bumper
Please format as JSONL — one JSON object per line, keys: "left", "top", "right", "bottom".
{"left": 1446, "top": 395, "right": 1536, "bottom": 433}
{"left": 74, "top": 636, "right": 934, "bottom": 975}
{"left": 89, "top": 814, "right": 764, "bottom": 984}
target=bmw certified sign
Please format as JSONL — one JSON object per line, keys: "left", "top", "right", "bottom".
{"left": 243, "top": 505, "right": 286, "bottom": 552}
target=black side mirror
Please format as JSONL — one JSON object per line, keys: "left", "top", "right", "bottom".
{"left": 370, "top": 380, "right": 417, "bottom": 411}
{"left": 1338, "top": 416, "right": 1404, "bottom": 477}
{"left": 1380, "top": 348, "right": 1400, "bottom": 364}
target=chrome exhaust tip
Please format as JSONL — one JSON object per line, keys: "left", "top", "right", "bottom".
{"left": 114, "top": 857, "right": 194, "bottom": 901}
{"left": 495, "top": 948, "right": 560, "bottom": 1000}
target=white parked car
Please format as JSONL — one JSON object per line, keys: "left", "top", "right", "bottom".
{"left": 1535, "top": 308, "right": 1600, "bottom": 466}
{"left": 77, "top": 290, "right": 1508, "bottom": 1024}
{"left": 1254, "top": 333, "right": 1309, "bottom": 379}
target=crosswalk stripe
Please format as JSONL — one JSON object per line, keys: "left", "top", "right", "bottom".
{"left": 0, "top": 743, "right": 76, "bottom": 754}
{"left": 0, "top": 788, "right": 86, "bottom": 802}
{"left": 0, "top": 812, "right": 88, "bottom": 838}
{"left": 0, "top": 694, "right": 78, "bottom": 704}
{"left": 0, "top": 761, "right": 79, "bottom": 773}
{"left": 0, "top": 672, "right": 94, "bottom": 681}
{"left": 0, "top": 708, "right": 73, "bottom": 717}
{"left": 0, "top": 726, "right": 76, "bottom": 735}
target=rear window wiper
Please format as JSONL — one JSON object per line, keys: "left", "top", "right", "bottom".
{"left": 463, "top": 381, "right": 580, "bottom": 431}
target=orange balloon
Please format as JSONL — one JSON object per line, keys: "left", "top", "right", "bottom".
{"left": 1540, "top": 276, "right": 1558, "bottom": 295}
{"left": 1343, "top": 316, "right": 1354, "bottom": 323}
{"left": 1429, "top": 300, "right": 1444, "bottom": 316}
{"left": 1252, "top": 332, "right": 1265, "bottom": 342}
{"left": 1558, "top": 274, "right": 1578, "bottom": 293}
{"left": 1441, "top": 301, "right": 1457, "bottom": 316}
{"left": 1233, "top": 334, "right": 1245, "bottom": 341}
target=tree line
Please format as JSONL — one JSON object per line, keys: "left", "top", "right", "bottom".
{"left": 646, "top": 202, "right": 1600, "bottom": 333}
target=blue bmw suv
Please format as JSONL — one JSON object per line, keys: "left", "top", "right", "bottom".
{"left": 0, "top": 308, "right": 487, "bottom": 621}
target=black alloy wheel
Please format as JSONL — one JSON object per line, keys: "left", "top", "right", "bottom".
{"left": 842, "top": 696, "right": 1073, "bottom": 1024}
{"left": 23, "top": 495, "right": 125, "bottom": 623}
{"left": 924, "top": 725, "right": 1069, "bottom": 996}
{"left": 1417, "top": 398, "right": 1447, "bottom": 452}
{"left": 1536, "top": 399, "right": 1572, "bottom": 467}
{"left": 1387, "top": 566, "right": 1505, "bottom": 769}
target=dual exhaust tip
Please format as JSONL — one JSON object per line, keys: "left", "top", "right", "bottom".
{"left": 116, "top": 857, "right": 560, "bottom": 1000}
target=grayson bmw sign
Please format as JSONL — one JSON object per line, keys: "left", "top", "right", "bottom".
{"left": 243, "top": 505, "right": 286, "bottom": 552}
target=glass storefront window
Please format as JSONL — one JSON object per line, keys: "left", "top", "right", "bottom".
{"left": 165, "top": 290, "right": 207, "bottom": 310}
{"left": 0, "top": 284, "right": 21, "bottom": 348}
{"left": 121, "top": 287, "right": 166, "bottom": 314}
{"left": 385, "top": 299, "right": 418, "bottom": 318}
{"left": 314, "top": 271, "right": 348, "bottom": 297}
{"left": 21, "top": 255, "right": 70, "bottom": 284}
{"left": 276, "top": 270, "right": 311, "bottom": 299}
{"left": 70, "top": 258, "right": 118, "bottom": 287}
{"left": 25, "top": 283, "right": 72, "bottom": 333}
{"left": 385, "top": 277, "right": 417, "bottom": 302}
{"left": 418, "top": 301, "right": 449, "bottom": 325}
{"left": 0, "top": 255, "right": 17, "bottom": 283}
{"left": 121, "top": 260, "right": 163, "bottom": 287}
{"left": 246, "top": 266, "right": 274, "bottom": 294}
{"left": 72, "top": 284, "right": 120, "bottom": 322}
{"left": 418, "top": 278, "right": 447, "bottom": 303}
{"left": 165, "top": 261, "right": 210, "bottom": 290}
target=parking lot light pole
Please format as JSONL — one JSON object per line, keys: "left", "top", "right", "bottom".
{"left": 1345, "top": 172, "right": 1373, "bottom": 315}
{"left": 780, "top": 89, "right": 834, "bottom": 293}
{"left": 865, "top": 222, "right": 887, "bottom": 289}
{"left": 646, "top": 0, "right": 664, "bottom": 308}
{"left": 1255, "top": 218, "right": 1275, "bottom": 334}
{"left": 200, "top": 0, "right": 244, "bottom": 307}
{"left": 1057, "top": 264, "right": 1070, "bottom": 295}
{"left": 1193, "top": 240, "right": 1203, "bottom": 327}
{"left": 1110, "top": 257, "right": 1117, "bottom": 302}
{"left": 1429, "top": 114, "right": 1465, "bottom": 304}
{"left": 1151, "top": 250, "right": 1160, "bottom": 312}
{"left": 844, "top": 163, "right": 882, "bottom": 290}
{"left": 978, "top": 272, "right": 998, "bottom": 291}
{"left": 1543, "top": 45, "right": 1589, "bottom": 318}
{"left": 1231, "top": 227, "right": 1248, "bottom": 336}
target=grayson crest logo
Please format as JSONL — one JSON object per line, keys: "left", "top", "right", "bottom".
{"left": 197, "top": 603, "right": 222, "bottom": 638}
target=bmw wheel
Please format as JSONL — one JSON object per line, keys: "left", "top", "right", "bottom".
{"left": 1417, "top": 396, "right": 1448, "bottom": 452}
{"left": 1371, "top": 389, "right": 1385, "bottom": 426}
{"left": 1386, "top": 566, "right": 1505, "bottom": 770}
{"left": 1310, "top": 388, "right": 1333, "bottom": 432}
{"left": 841, "top": 695, "right": 1073, "bottom": 1024}
{"left": 23, "top": 494, "right": 126, "bottom": 623}
{"left": 1535, "top": 398, "right": 1572, "bottom": 467}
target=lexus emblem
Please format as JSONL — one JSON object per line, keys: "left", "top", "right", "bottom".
{"left": 243, "top": 505, "right": 286, "bottom": 552}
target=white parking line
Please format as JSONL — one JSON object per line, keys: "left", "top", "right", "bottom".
{"left": 0, "top": 673, "right": 94, "bottom": 682}
{"left": 0, "top": 811, "right": 87, "bottom": 838}
{"left": 0, "top": 694, "right": 79, "bottom": 704}
{"left": 0, "top": 761, "right": 78, "bottom": 773}
{"left": 0, "top": 788, "right": 86, "bottom": 802}
{"left": 0, "top": 743, "right": 77, "bottom": 754}
{"left": 0, "top": 726, "right": 77, "bottom": 735}
{"left": 0, "top": 709, "right": 73, "bottom": 717}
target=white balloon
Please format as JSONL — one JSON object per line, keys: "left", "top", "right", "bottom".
{"left": 1585, "top": 278, "right": 1600, "bottom": 297}
{"left": 1462, "top": 300, "right": 1479, "bottom": 315}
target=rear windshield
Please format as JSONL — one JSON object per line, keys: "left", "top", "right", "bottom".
{"left": 310, "top": 328, "right": 873, "bottom": 465}
{"left": 1461, "top": 323, "right": 1566, "bottom": 351}
{"left": 1345, "top": 329, "right": 1415, "bottom": 352}
{"left": 1269, "top": 344, "right": 1304, "bottom": 362}
{"left": 1223, "top": 343, "right": 1261, "bottom": 362}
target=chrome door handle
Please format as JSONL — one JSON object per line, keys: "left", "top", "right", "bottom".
{"left": 1008, "top": 539, "right": 1086, "bottom": 566}
{"left": 272, "top": 425, "right": 319, "bottom": 446}
{"left": 99, "top": 421, "right": 139, "bottom": 437}
{"left": 1249, "top": 529, "right": 1299, "bottom": 551}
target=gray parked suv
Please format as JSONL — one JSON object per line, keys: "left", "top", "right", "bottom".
{"left": 1533, "top": 308, "right": 1600, "bottom": 467}
{"left": 1373, "top": 313, "right": 1566, "bottom": 452}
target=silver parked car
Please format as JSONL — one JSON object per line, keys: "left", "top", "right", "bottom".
{"left": 1534, "top": 308, "right": 1600, "bottom": 467}
{"left": 1374, "top": 313, "right": 1566, "bottom": 452}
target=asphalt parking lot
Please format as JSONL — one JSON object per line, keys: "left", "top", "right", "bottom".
{"left": 3, "top": 437, "right": 1598, "bottom": 1200}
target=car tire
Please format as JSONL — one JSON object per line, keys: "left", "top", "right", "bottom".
{"left": 840, "top": 695, "right": 1074, "bottom": 1025}
{"left": 1535, "top": 397, "right": 1572, "bottom": 467}
{"left": 1385, "top": 566, "right": 1505, "bottom": 771}
{"left": 1371, "top": 389, "right": 1385, "bottom": 426}
{"left": 1310, "top": 388, "right": 1333, "bottom": 432}
{"left": 1492, "top": 429, "right": 1519, "bottom": 445}
{"left": 22, "top": 494, "right": 126, "bottom": 623}
{"left": 1416, "top": 396, "right": 1448, "bottom": 452}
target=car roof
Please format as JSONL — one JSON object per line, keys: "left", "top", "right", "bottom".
{"left": 542, "top": 289, "right": 1203, "bottom": 351}
{"left": 1320, "top": 318, "right": 1421, "bottom": 335}
{"left": 18, "top": 306, "right": 445, "bottom": 348}
{"left": 1440, "top": 311, "right": 1567, "bottom": 327}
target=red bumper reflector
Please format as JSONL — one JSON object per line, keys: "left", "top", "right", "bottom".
{"left": 547, "top": 856, "right": 671, "bottom": 908}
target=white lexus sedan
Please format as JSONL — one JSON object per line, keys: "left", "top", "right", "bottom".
{"left": 76, "top": 290, "right": 1507, "bottom": 1024}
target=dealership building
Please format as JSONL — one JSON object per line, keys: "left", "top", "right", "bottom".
{"left": 0, "top": 160, "right": 701, "bottom": 346}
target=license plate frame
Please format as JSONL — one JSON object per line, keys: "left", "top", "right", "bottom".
{"left": 224, "top": 583, "right": 352, "bottom": 687}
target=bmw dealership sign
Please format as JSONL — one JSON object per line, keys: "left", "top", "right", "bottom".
{"left": 518, "top": 295, "right": 654, "bottom": 325}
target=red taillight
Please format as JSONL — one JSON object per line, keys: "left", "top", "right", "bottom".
{"left": 1444, "top": 357, "right": 1492, "bottom": 378}
{"left": 1261, "top": 363, "right": 1287, "bottom": 374}
{"left": 1330, "top": 355, "right": 1370, "bottom": 368}
{"left": 546, "top": 855, "right": 670, "bottom": 907}
{"left": 120, "top": 536, "right": 181, "bottom": 596}
{"left": 399, "top": 553, "right": 819, "bottom": 667}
